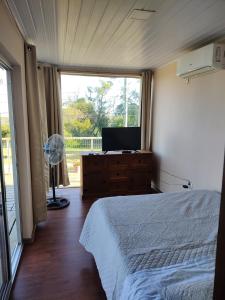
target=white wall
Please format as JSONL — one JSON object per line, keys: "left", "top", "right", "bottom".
{"left": 152, "top": 62, "right": 225, "bottom": 192}
{"left": 0, "top": 1, "right": 33, "bottom": 238}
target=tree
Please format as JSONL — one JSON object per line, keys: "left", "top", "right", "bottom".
{"left": 113, "top": 83, "right": 140, "bottom": 127}
{"left": 115, "top": 103, "right": 125, "bottom": 116}
{"left": 109, "top": 115, "right": 124, "bottom": 127}
{"left": 127, "top": 103, "right": 139, "bottom": 126}
{"left": 128, "top": 90, "right": 139, "bottom": 105}
{"left": 1, "top": 123, "right": 10, "bottom": 138}
{"left": 62, "top": 78, "right": 140, "bottom": 138}
{"left": 87, "top": 80, "right": 113, "bottom": 136}
{"left": 63, "top": 98, "right": 95, "bottom": 137}
{"left": 64, "top": 118, "right": 92, "bottom": 137}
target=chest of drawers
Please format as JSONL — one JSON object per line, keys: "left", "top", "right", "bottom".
{"left": 80, "top": 151, "right": 153, "bottom": 200}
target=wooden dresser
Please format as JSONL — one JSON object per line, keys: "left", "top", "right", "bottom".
{"left": 80, "top": 151, "right": 153, "bottom": 200}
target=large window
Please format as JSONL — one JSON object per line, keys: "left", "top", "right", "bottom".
{"left": 61, "top": 74, "right": 141, "bottom": 187}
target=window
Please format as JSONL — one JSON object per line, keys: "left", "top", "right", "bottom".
{"left": 61, "top": 74, "right": 142, "bottom": 186}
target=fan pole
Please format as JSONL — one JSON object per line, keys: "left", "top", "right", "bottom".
{"left": 51, "top": 166, "right": 56, "bottom": 201}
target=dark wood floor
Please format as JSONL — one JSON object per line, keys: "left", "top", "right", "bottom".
{"left": 10, "top": 188, "right": 106, "bottom": 300}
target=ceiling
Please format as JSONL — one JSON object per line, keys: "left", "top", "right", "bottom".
{"left": 6, "top": 0, "right": 225, "bottom": 70}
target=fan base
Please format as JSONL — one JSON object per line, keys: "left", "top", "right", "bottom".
{"left": 47, "top": 197, "right": 70, "bottom": 210}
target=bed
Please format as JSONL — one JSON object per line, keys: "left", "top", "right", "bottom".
{"left": 79, "top": 190, "right": 220, "bottom": 299}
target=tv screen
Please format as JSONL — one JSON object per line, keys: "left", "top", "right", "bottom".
{"left": 102, "top": 127, "right": 141, "bottom": 151}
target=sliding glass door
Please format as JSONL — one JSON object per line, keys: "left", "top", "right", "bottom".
{"left": 0, "top": 63, "right": 22, "bottom": 296}
{"left": 0, "top": 67, "right": 22, "bottom": 267}
{"left": 0, "top": 146, "right": 10, "bottom": 299}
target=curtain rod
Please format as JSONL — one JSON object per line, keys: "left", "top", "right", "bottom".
{"left": 58, "top": 67, "right": 143, "bottom": 78}
{"left": 37, "top": 63, "right": 152, "bottom": 77}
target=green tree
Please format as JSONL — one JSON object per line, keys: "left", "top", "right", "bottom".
{"left": 64, "top": 118, "right": 93, "bottom": 137}
{"left": 128, "top": 90, "right": 139, "bottom": 105}
{"left": 127, "top": 103, "right": 139, "bottom": 126}
{"left": 62, "top": 79, "right": 140, "bottom": 138}
{"left": 63, "top": 98, "right": 95, "bottom": 137}
{"left": 109, "top": 115, "right": 124, "bottom": 127}
{"left": 115, "top": 103, "right": 125, "bottom": 116}
{"left": 1, "top": 123, "right": 10, "bottom": 138}
{"left": 87, "top": 80, "right": 113, "bottom": 136}
{"left": 113, "top": 85, "right": 140, "bottom": 127}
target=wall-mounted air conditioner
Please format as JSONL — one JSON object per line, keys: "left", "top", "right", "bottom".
{"left": 176, "top": 43, "right": 225, "bottom": 78}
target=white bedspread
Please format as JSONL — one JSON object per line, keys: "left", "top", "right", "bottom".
{"left": 120, "top": 257, "right": 215, "bottom": 300}
{"left": 79, "top": 190, "right": 220, "bottom": 299}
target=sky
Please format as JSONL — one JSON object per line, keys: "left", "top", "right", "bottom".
{"left": 60, "top": 74, "right": 141, "bottom": 109}
{"left": 0, "top": 72, "right": 141, "bottom": 120}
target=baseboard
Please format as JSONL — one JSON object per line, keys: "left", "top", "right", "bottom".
{"left": 23, "top": 224, "right": 36, "bottom": 244}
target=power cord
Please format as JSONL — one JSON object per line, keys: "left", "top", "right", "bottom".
{"left": 160, "top": 169, "right": 192, "bottom": 189}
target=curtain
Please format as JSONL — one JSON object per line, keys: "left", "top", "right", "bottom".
{"left": 24, "top": 44, "right": 47, "bottom": 223}
{"left": 141, "top": 70, "right": 153, "bottom": 151}
{"left": 37, "top": 66, "right": 49, "bottom": 191}
{"left": 38, "top": 65, "right": 70, "bottom": 187}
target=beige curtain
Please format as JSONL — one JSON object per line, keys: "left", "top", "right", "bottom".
{"left": 24, "top": 44, "right": 47, "bottom": 223}
{"left": 141, "top": 70, "right": 153, "bottom": 151}
{"left": 37, "top": 66, "right": 49, "bottom": 191}
{"left": 38, "top": 65, "right": 70, "bottom": 187}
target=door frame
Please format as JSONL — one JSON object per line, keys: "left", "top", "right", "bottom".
{"left": 5, "top": 68, "right": 22, "bottom": 274}
{"left": 213, "top": 151, "right": 225, "bottom": 298}
{"left": 0, "top": 137, "right": 11, "bottom": 299}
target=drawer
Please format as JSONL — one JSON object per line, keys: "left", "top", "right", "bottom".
{"left": 128, "top": 172, "right": 152, "bottom": 189}
{"left": 130, "top": 156, "right": 152, "bottom": 169}
{"left": 107, "top": 154, "right": 152, "bottom": 170}
{"left": 107, "top": 157, "right": 129, "bottom": 171}
{"left": 82, "top": 156, "right": 106, "bottom": 173}
{"left": 82, "top": 173, "right": 107, "bottom": 191}
{"left": 129, "top": 176, "right": 147, "bottom": 188}
{"left": 109, "top": 181, "right": 129, "bottom": 192}
{"left": 108, "top": 170, "right": 129, "bottom": 181}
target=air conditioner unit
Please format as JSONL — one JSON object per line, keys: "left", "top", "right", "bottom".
{"left": 176, "top": 43, "right": 225, "bottom": 78}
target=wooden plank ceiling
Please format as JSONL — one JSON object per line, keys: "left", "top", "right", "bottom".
{"left": 7, "top": 0, "right": 225, "bottom": 70}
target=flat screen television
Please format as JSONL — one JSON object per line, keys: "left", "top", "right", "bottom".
{"left": 102, "top": 127, "right": 141, "bottom": 151}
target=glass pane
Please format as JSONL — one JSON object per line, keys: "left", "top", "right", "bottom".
{"left": 0, "top": 273, "right": 1, "bottom": 292}
{"left": 0, "top": 67, "right": 20, "bottom": 261}
{"left": 0, "top": 181, "right": 3, "bottom": 290}
{"left": 61, "top": 75, "right": 141, "bottom": 187}
{"left": 0, "top": 144, "right": 8, "bottom": 295}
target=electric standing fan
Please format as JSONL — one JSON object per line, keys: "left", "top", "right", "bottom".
{"left": 43, "top": 134, "right": 70, "bottom": 210}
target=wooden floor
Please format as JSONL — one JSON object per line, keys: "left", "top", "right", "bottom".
{"left": 10, "top": 188, "right": 106, "bottom": 300}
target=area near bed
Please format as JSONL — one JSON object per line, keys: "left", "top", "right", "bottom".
{"left": 80, "top": 190, "right": 220, "bottom": 299}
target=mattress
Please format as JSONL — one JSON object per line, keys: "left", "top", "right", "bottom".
{"left": 79, "top": 190, "right": 220, "bottom": 299}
